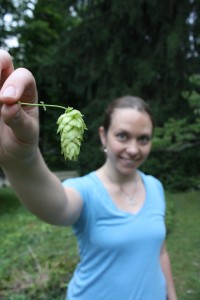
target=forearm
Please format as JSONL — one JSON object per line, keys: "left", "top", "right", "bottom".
{"left": 160, "top": 243, "right": 177, "bottom": 300}
{"left": 2, "top": 149, "right": 68, "bottom": 225}
{"left": 163, "top": 257, "right": 177, "bottom": 300}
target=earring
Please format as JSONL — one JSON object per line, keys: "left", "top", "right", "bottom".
{"left": 103, "top": 146, "right": 107, "bottom": 153}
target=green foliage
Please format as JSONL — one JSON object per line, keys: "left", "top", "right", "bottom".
{"left": 146, "top": 73, "right": 200, "bottom": 190}
{"left": 142, "top": 148, "right": 200, "bottom": 191}
{"left": 0, "top": 188, "right": 78, "bottom": 300}
{"left": 153, "top": 117, "right": 200, "bottom": 152}
{"left": 182, "top": 74, "right": 200, "bottom": 114}
{"left": 165, "top": 191, "right": 175, "bottom": 235}
{"left": 0, "top": 187, "right": 20, "bottom": 213}
{"left": 167, "top": 191, "right": 200, "bottom": 299}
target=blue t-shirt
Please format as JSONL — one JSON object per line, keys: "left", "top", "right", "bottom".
{"left": 63, "top": 171, "right": 166, "bottom": 300}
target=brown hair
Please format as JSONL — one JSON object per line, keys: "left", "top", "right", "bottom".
{"left": 102, "top": 95, "right": 154, "bottom": 133}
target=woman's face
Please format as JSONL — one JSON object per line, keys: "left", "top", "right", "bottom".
{"left": 99, "top": 108, "right": 153, "bottom": 176}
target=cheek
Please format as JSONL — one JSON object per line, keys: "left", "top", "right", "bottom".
{"left": 106, "top": 141, "right": 123, "bottom": 158}
{"left": 108, "top": 139, "right": 123, "bottom": 152}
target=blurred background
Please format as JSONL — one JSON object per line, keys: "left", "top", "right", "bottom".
{"left": 1, "top": 0, "right": 200, "bottom": 191}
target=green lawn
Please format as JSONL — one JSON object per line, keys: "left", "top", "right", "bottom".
{"left": 167, "top": 191, "right": 200, "bottom": 300}
{"left": 0, "top": 187, "right": 199, "bottom": 299}
{"left": 0, "top": 188, "right": 78, "bottom": 300}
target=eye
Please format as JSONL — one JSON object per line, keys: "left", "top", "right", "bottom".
{"left": 116, "top": 132, "right": 128, "bottom": 141}
{"left": 138, "top": 135, "right": 151, "bottom": 145}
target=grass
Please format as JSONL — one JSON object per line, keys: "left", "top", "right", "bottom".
{"left": 0, "top": 187, "right": 199, "bottom": 299}
{"left": 0, "top": 187, "right": 78, "bottom": 300}
{"left": 167, "top": 191, "right": 200, "bottom": 300}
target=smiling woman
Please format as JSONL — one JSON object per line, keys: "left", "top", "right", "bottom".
{"left": 62, "top": 96, "right": 178, "bottom": 300}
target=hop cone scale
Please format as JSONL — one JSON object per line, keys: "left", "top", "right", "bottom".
{"left": 57, "top": 107, "right": 87, "bottom": 161}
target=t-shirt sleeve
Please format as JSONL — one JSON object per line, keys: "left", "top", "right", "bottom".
{"left": 62, "top": 176, "right": 91, "bottom": 232}
{"left": 141, "top": 171, "right": 166, "bottom": 216}
{"left": 154, "top": 177, "right": 166, "bottom": 215}
{"left": 62, "top": 177, "right": 86, "bottom": 198}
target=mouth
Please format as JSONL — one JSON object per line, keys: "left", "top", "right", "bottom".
{"left": 120, "top": 156, "right": 139, "bottom": 167}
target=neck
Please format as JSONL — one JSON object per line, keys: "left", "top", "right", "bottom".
{"left": 97, "top": 163, "right": 140, "bottom": 207}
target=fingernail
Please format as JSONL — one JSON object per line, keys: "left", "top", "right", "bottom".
{"left": 2, "top": 85, "right": 16, "bottom": 97}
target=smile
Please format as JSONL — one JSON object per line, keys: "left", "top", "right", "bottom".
{"left": 120, "top": 157, "right": 140, "bottom": 166}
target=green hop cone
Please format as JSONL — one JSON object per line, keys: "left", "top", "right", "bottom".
{"left": 18, "top": 101, "right": 87, "bottom": 161}
{"left": 57, "top": 107, "right": 87, "bottom": 161}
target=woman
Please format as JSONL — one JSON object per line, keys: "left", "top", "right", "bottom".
{"left": 0, "top": 50, "right": 177, "bottom": 299}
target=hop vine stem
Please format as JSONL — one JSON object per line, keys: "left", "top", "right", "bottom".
{"left": 18, "top": 101, "right": 67, "bottom": 111}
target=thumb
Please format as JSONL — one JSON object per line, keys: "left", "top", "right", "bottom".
{"left": 1, "top": 103, "right": 39, "bottom": 145}
{"left": 1, "top": 102, "right": 21, "bottom": 122}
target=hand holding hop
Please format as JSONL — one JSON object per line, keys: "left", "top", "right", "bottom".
{"left": 19, "top": 101, "right": 87, "bottom": 161}
{"left": 57, "top": 107, "right": 87, "bottom": 160}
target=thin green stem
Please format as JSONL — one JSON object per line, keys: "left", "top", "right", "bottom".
{"left": 18, "top": 101, "right": 67, "bottom": 111}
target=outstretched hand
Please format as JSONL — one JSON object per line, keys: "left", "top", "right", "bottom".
{"left": 0, "top": 50, "right": 39, "bottom": 166}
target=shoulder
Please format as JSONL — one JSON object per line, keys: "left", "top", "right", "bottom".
{"left": 139, "top": 171, "right": 165, "bottom": 199}
{"left": 62, "top": 171, "right": 98, "bottom": 198}
{"left": 140, "top": 171, "right": 163, "bottom": 187}
{"left": 60, "top": 172, "right": 97, "bottom": 226}
{"left": 63, "top": 171, "right": 95, "bottom": 186}
{"left": 63, "top": 172, "right": 102, "bottom": 228}
{"left": 140, "top": 171, "right": 166, "bottom": 212}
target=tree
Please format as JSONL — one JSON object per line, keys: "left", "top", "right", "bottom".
{"left": 50, "top": 0, "right": 200, "bottom": 177}
{"left": 143, "top": 74, "right": 200, "bottom": 190}
{"left": 8, "top": 0, "right": 200, "bottom": 188}
{"left": 0, "top": 0, "right": 16, "bottom": 48}
{"left": 153, "top": 74, "right": 200, "bottom": 153}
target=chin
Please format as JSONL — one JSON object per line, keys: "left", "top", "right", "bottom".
{"left": 117, "top": 166, "right": 138, "bottom": 176}
{"left": 120, "top": 160, "right": 139, "bottom": 171}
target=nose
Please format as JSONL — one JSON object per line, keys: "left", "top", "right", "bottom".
{"left": 126, "top": 140, "right": 139, "bottom": 156}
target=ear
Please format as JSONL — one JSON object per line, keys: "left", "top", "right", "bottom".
{"left": 99, "top": 126, "right": 107, "bottom": 148}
